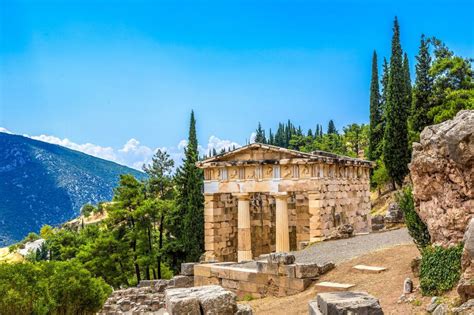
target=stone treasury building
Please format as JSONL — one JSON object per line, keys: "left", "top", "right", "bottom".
{"left": 196, "top": 144, "right": 373, "bottom": 262}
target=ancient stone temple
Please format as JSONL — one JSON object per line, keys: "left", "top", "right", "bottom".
{"left": 196, "top": 143, "right": 373, "bottom": 262}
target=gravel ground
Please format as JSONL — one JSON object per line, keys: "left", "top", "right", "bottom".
{"left": 292, "top": 228, "right": 412, "bottom": 265}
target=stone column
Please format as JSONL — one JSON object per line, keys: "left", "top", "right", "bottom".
{"left": 204, "top": 193, "right": 220, "bottom": 261}
{"left": 308, "top": 191, "right": 324, "bottom": 242}
{"left": 235, "top": 193, "right": 252, "bottom": 262}
{"left": 274, "top": 193, "right": 290, "bottom": 252}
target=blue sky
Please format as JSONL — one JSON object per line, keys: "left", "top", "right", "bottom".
{"left": 1, "top": 0, "right": 473, "bottom": 168}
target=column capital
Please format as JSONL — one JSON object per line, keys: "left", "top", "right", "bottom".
{"left": 233, "top": 193, "right": 250, "bottom": 200}
{"left": 271, "top": 192, "right": 288, "bottom": 199}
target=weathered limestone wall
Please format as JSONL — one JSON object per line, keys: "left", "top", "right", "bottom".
{"left": 308, "top": 166, "right": 371, "bottom": 241}
{"left": 204, "top": 193, "right": 238, "bottom": 262}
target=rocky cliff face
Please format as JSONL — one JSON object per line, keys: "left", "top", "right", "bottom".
{"left": 409, "top": 110, "right": 473, "bottom": 246}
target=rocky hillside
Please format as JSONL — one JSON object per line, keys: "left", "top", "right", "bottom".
{"left": 0, "top": 132, "right": 147, "bottom": 246}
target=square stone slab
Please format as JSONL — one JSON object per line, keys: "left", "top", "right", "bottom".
{"left": 314, "top": 281, "right": 355, "bottom": 292}
{"left": 352, "top": 265, "right": 387, "bottom": 273}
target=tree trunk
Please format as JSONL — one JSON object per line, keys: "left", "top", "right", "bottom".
{"left": 157, "top": 213, "right": 164, "bottom": 279}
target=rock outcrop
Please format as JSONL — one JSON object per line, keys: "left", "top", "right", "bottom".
{"left": 410, "top": 110, "right": 474, "bottom": 246}
{"left": 458, "top": 218, "right": 474, "bottom": 302}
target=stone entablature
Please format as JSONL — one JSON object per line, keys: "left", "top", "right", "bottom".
{"left": 197, "top": 144, "right": 374, "bottom": 262}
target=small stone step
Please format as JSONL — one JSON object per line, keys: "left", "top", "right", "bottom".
{"left": 352, "top": 265, "right": 387, "bottom": 273}
{"left": 314, "top": 281, "right": 355, "bottom": 292}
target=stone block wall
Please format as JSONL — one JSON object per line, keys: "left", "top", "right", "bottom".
{"left": 250, "top": 193, "right": 276, "bottom": 258}
{"left": 204, "top": 193, "right": 238, "bottom": 262}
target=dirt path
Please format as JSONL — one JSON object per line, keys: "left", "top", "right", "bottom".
{"left": 292, "top": 228, "right": 412, "bottom": 264}
{"left": 245, "top": 244, "right": 441, "bottom": 315}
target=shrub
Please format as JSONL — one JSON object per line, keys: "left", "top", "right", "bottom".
{"left": 420, "top": 244, "right": 463, "bottom": 296}
{"left": 0, "top": 260, "right": 112, "bottom": 315}
{"left": 396, "top": 186, "right": 431, "bottom": 249}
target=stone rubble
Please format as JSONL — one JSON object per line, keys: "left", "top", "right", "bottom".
{"left": 384, "top": 203, "right": 404, "bottom": 224}
{"left": 452, "top": 299, "right": 474, "bottom": 315}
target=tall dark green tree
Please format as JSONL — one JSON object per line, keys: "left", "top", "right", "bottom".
{"left": 175, "top": 111, "right": 204, "bottom": 262}
{"left": 403, "top": 53, "right": 412, "bottom": 118}
{"left": 327, "top": 120, "right": 337, "bottom": 134}
{"left": 368, "top": 51, "right": 383, "bottom": 161}
{"left": 255, "top": 122, "right": 266, "bottom": 143}
{"left": 410, "top": 35, "right": 433, "bottom": 133}
{"left": 383, "top": 17, "right": 410, "bottom": 187}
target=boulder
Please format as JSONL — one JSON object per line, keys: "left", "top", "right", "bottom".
{"left": 409, "top": 110, "right": 474, "bottom": 246}
{"left": 384, "top": 203, "right": 404, "bottom": 224}
{"left": 452, "top": 299, "right": 474, "bottom": 315}
{"left": 432, "top": 303, "right": 448, "bottom": 315}
{"left": 169, "top": 275, "right": 194, "bottom": 288}
{"left": 313, "top": 291, "right": 384, "bottom": 315}
{"left": 165, "top": 285, "right": 237, "bottom": 315}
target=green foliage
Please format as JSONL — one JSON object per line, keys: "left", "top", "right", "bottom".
{"left": 383, "top": 17, "right": 410, "bottom": 187}
{"left": 371, "top": 159, "right": 390, "bottom": 189}
{"left": 396, "top": 186, "right": 431, "bottom": 249}
{"left": 369, "top": 51, "right": 384, "bottom": 161}
{"left": 81, "top": 204, "right": 96, "bottom": 217}
{"left": 255, "top": 122, "right": 266, "bottom": 143}
{"left": 428, "top": 38, "right": 474, "bottom": 124}
{"left": 0, "top": 260, "right": 111, "bottom": 315}
{"left": 175, "top": 110, "right": 205, "bottom": 263}
{"left": 420, "top": 244, "right": 463, "bottom": 296}
{"left": 410, "top": 34, "right": 434, "bottom": 133}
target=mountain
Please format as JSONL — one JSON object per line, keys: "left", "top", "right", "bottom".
{"left": 0, "top": 132, "right": 147, "bottom": 246}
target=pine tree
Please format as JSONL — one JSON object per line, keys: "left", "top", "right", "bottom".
{"left": 410, "top": 35, "right": 433, "bottom": 133}
{"left": 255, "top": 122, "right": 266, "bottom": 143}
{"left": 327, "top": 120, "right": 337, "bottom": 134}
{"left": 380, "top": 58, "right": 390, "bottom": 119}
{"left": 383, "top": 17, "right": 410, "bottom": 187}
{"left": 175, "top": 111, "right": 204, "bottom": 262}
{"left": 368, "top": 51, "right": 383, "bottom": 161}
{"left": 268, "top": 129, "right": 274, "bottom": 145}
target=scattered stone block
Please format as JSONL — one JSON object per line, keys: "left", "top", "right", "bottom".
{"left": 295, "top": 263, "right": 320, "bottom": 278}
{"left": 315, "top": 291, "right": 383, "bottom": 315}
{"left": 169, "top": 275, "right": 194, "bottom": 288}
{"left": 426, "top": 297, "right": 439, "bottom": 313}
{"left": 308, "top": 299, "right": 322, "bottom": 315}
{"left": 352, "top": 265, "right": 387, "bottom": 273}
{"left": 236, "top": 303, "right": 253, "bottom": 315}
{"left": 165, "top": 285, "right": 237, "bottom": 315}
{"left": 181, "top": 262, "right": 197, "bottom": 276}
{"left": 268, "top": 252, "right": 296, "bottom": 265}
{"left": 314, "top": 281, "right": 355, "bottom": 292}
{"left": 318, "top": 262, "right": 335, "bottom": 274}
{"left": 166, "top": 296, "right": 200, "bottom": 315}
{"left": 403, "top": 278, "right": 413, "bottom": 294}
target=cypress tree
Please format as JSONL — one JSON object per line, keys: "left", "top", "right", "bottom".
{"left": 410, "top": 34, "right": 433, "bottom": 133}
{"left": 175, "top": 111, "right": 204, "bottom": 262}
{"left": 327, "top": 120, "right": 337, "bottom": 134}
{"left": 403, "top": 53, "right": 412, "bottom": 118}
{"left": 383, "top": 17, "right": 410, "bottom": 187}
{"left": 368, "top": 51, "right": 383, "bottom": 161}
{"left": 255, "top": 122, "right": 266, "bottom": 143}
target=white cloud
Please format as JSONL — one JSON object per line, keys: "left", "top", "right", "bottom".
{"left": 249, "top": 132, "right": 257, "bottom": 144}
{"left": 1, "top": 127, "right": 242, "bottom": 170}
{"left": 0, "top": 127, "right": 12, "bottom": 134}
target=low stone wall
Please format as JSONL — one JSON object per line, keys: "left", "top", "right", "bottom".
{"left": 194, "top": 253, "right": 334, "bottom": 299}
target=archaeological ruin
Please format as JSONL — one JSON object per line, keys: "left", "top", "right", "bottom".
{"left": 196, "top": 143, "right": 374, "bottom": 263}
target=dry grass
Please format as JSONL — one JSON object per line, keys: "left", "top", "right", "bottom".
{"left": 0, "top": 247, "right": 23, "bottom": 263}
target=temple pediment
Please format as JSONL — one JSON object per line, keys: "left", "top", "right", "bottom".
{"left": 197, "top": 143, "right": 372, "bottom": 168}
